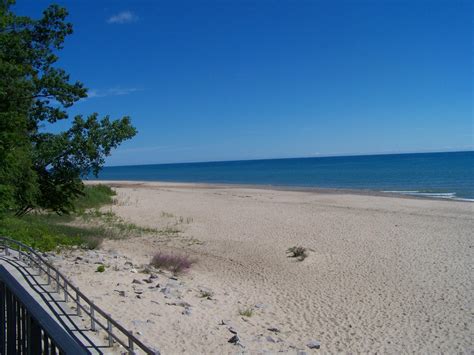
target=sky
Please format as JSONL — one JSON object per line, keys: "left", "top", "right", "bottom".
{"left": 15, "top": 0, "right": 473, "bottom": 166}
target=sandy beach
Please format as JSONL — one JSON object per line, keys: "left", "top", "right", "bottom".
{"left": 52, "top": 181, "right": 473, "bottom": 354}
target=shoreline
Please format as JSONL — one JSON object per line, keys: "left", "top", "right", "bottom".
{"left": 85, "top": 179, "right": 474, "bottom": 203}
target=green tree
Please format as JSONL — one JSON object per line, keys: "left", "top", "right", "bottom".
{"left": 0, "top": 1, "right": 136, "bottom": 215}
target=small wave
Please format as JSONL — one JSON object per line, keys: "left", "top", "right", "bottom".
{"left": 382, "top": 190, "right": 473, "bottom": 201}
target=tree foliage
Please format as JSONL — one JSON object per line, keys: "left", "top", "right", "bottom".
{"left": 0, "top": 1, "right": 137, "bottom": 215}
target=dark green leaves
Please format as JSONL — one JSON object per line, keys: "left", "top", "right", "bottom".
{"left": 0, "top": 1, "right": 137, "bottom": 215}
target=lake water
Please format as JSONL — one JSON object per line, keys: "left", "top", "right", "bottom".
{"left": 92, "top": 151, "right": 474, "bottom": 201}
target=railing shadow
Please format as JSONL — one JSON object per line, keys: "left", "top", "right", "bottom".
{"left": 0, "top": 237, "right": 158, "bottom": 355}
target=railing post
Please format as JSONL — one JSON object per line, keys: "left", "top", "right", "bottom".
{"left": 6, "top": 288, "right": 15, "bottom": 354}
{"left": 76, "top": 289, "right": 81, "bottom": 316}
{"left": 28, "top": 314, "right": 42, "bottom": 354}
{"left": 0, "top": 282, "right": 5, "bottom": 354}
{"left": 56, "top": 272, "right": 60, "bottom": 293}
{"left": 128, "top": 331, "right": 135, "bottom": 354}
{"left": 47, "top": 266, "right": 51, "bottom": 285}
{"left": 64, "top": 281, "right": 68, "bottom": 302}
{"left": 34, "top": 256, "right": 40, "bottom": 276}
{"left": 37, "top": 257, "right": 42, "bottom": 276}
{"left": 90, "top": 308, "right": 96, "bottom": 331}
{"left": 107, "top": 319, "right": 113, "bottom": 346}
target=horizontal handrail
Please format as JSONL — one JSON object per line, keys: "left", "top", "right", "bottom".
{"left": 0, "top": 236, "right": 158, "bottom": 355}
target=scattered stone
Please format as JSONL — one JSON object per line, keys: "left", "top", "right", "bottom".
{"left": 114, "top": 290, "right": 126, "bottom": 297}
{"left": 169, "top": 276, "right": 178, "bottom": 281}
{"left": 130, "top": 268, "right": 138, "bottom": 273}
{"left": 160, "top": 287, "right": 181, "bottom": 298}
{"left": 228, "top": 335, "right": 240, "bottom": 344}
{"left": 165, "top": 280, "right": 180, "bottom": 288}
{"left": 219, "top": 320, "right": 230, "bottom": 326}
{"left": 265, "top": 335, "right": 281, "bottom": 343}
{"left": 166, "top": 301, "right": 191, "bottom": 308}
{"left": 228, "top": 327, "right": 237, "bottom": 334}
{"left": 297, "top": 351, "right": 308, "bottom": 355}
{"left": 149, "top": 273, "right": 159, "bottom": 279}
{"left": 307, "top": 340, "right": 321, "bottom": 349}
{"left": 132, "top": 279, "right": 143, "bottom": 285}
{"left": 254, "top": 303, "right": 267, "bottom": 309}
{"left": 267, "top": 327, "right": 280, "bottom": 333}
{"left": 198, "top": 286, "right": 213, "bottom": 293}
{"left": 182, "top": 307, "right": 192, "bottom": 316}
{"left": 143, "top": 279, "right": 153, "bottom": 284}
{"left": 132, "top": 320, "right": 147, "bottom": 327}
{"left": 108, "top": 250, "right": 119, "bottom": 258}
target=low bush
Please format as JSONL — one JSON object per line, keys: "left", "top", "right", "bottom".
{"left": 150, "top": 252, "right": 194, "bottom": 274}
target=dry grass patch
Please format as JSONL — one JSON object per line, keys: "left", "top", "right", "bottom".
{"left": 150, "top": 252, "right": 195, "bottom": 274}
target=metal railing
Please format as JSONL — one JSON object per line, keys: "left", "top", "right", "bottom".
{"left": 0, "top": 237, "right": 158, "bottom": 355}
{"left": 0, "top": 265, "right": 88, "bottom": 354}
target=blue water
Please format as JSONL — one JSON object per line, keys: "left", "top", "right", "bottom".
{"left": 92, "top": 151, "right": 474, "bottom": 200}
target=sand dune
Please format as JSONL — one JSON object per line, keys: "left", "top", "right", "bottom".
{"left": 54, "top": 181, "right": 473, "bottom": 353}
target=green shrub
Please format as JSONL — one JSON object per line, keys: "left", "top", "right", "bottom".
{"left": 96, "top": 265, "right": 105, "bottom": 273}
{"left": 73, "top": 185, "right": 116, "bottom": 211}
{"left": 0, "top": 214, "right": 103, "bottom": 251}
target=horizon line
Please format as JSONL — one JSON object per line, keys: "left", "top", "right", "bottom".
{"left": 104, "top": 149, "right": 473, "bottom": 168}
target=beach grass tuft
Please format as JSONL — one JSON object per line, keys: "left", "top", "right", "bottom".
{"left": 83, "top": 236, "right": 103, "bottom": 250}
{"left": 199, "top": 290, "right": 214, "bottom": 299}
{"left": 239, "top": 307, "right": 253, "bottom": 317}
{"left": 287, "top": 246, "right": 308, "bottom": 261}
{"left": 150, "top": 252, "right": 194, "bottom": 274}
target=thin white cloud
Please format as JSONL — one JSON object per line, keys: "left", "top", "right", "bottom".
{"left": 87, "top": 87, "right": 140, "bottom": 99}
{"left": 107, "top": 11, "right": 138, "bottom": 24}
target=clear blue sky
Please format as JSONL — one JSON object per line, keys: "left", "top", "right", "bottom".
{"left": 16, "top": 0, "right": 473, "bottom": 165}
